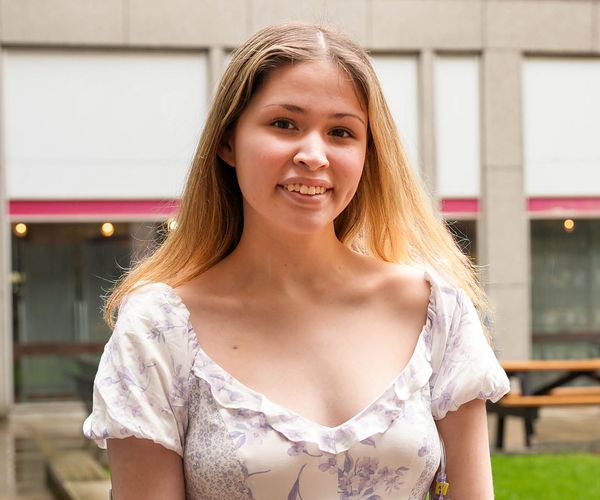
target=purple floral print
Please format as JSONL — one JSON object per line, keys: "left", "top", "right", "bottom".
{"left": 337, "top": 452, "right": 409, "bottom": 499}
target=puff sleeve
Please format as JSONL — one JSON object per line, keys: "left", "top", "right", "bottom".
{"left": 82, "top": 283, "right": 197, "bottom": 457}
{"left": 429, "top": 287, "right": 510, "bottom": 420}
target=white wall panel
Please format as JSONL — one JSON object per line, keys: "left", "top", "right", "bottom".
{"left": 3, "top": 50, "right": 207, "bottom": 199}
{"left": 524, "top": 58, "right": 600, "bottom": 196}
{"left": 371, "top": 55, "right": 420, "bottom": 170}
{"left": 434, "top": 56, "right": 480, "bottom": 198}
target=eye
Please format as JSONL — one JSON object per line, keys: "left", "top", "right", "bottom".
{"left": 272, "top": 119, "right": 295, "bottom": 130}
{"left": 330, "top": 128, "right": 353, "bottom": 138}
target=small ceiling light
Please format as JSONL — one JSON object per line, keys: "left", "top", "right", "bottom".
{"left": 101, "top": 222, "right": 115, "bottom": 237}
{"left": 14, "top": 223, "right": 28, "bottom": 237}
{"left": 10, "top": 271, "right": 24, "bottom": 285}
{"left": 167, "top": 218, "right": 178, "bottom": 232}
{"left": 563, "top": 219, "right": 575, "bottom": 233}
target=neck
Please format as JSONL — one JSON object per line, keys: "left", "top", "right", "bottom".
{"left": 220, "top": 220, "right": 357, "bottom": 298}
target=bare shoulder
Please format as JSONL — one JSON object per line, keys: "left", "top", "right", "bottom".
{"left": 382, "top": 263, "right": 430, "bottom": 311}
{"left": 172, "top": 275, "right": 202, "bottom": 307}
{"left": 353, "top": 256, "right": 431, "bottom": 312}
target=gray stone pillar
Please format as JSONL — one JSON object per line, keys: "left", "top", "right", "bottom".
{"left": 0, "top": 54, "right": 14, "bottom": 416}
{"left": 208, "top": 46, "right": 225, "bottom": 98}
{"left": 479, "top": 50, "right": 530, "bottom": 360}
{"left": 418, "top": 49, "right": 437, "bottom": 200}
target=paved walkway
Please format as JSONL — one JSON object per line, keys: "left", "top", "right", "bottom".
{"left": 0, "top": 402, "right": 92, "bottom": 500}
{"left": 1, "top": 402, "right": 599, "bottom": 498}
{"left": 494, "top": 405, "right": 600, "bottom": 453}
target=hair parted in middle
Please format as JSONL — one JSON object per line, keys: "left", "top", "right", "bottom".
{"left": 104, "top": 21, "right": 487, "bottom": 334}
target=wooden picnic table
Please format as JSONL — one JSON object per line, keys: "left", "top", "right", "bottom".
{"left": 501, "top": 358, "right": 600, "bottom": 396}
{"left": 488, "top": 358, "right": 600, "bottom": 449}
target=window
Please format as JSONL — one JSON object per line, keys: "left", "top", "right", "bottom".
{"left": 531, "top": 219, "right": 600, "bottom": 359}
{"left": 523, "top": 58, "right": 600, "bottom": 196}
{"left": 434, "top": 55, "right": 480, "bottom": 198}
{"left": 3, "top": 50, "right": 207, "bottom": 200}
{"left": 371, "top": 55, "right": 420, "bottom": 170}
{"left": 446, "top": 219, "right": 478, "bottom": 264}
{"left": 11, "top": 222, "right": 163, "bottom": 401}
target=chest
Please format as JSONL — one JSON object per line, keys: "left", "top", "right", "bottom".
{"left": 186, "top": 298, "right": 427, "bottom": 428}
{"left": 183, "top": 376, "right": 441, "bottom": 500}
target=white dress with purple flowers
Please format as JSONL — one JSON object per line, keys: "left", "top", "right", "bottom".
{"left": 83, "top": 269, "right": 510, "bottom": 499}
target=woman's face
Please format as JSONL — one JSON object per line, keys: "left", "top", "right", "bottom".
{"left": 219, "top": 60, "right": 368, "bottom": 236}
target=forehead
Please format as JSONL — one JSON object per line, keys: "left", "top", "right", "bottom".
{"left": 249, "top": 60, "right": 366, "bottom": 114}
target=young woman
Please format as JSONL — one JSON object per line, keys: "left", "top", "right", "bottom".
{"left": 84, "top": 22, "right": 510, "bottom": 499}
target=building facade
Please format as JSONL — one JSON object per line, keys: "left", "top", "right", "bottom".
{"left": 1, "top": 0, "right": 600, "bottom": 415}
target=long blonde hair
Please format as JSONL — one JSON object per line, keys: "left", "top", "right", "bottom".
{"left": 104, "top": 22, "right": 489, "bottom": 334}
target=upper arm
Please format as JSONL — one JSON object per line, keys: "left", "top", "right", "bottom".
{"left": 435, "top": 399, "right": 494, "bottom": 500}
{"left": 82, "top": 285, "right": 194, "bottom": 498}
{"left": 107, "top": 437, "right": 185, "bottom": 500}
{"left": 426, "top": 281, "right": 508, "bottom": 498}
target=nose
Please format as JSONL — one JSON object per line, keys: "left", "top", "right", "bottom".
{"left": 293, "top": 133, "right": 329, "bottom": 170}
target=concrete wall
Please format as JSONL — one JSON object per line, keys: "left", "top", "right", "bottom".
{"left": 0, "top": 27, "right": 13, "bottom": 416}
{"left": 2, "top": 0, "right": 600, "bottom": 413}
{"left": 1, "top": 1, "right": 598, "bottom": 52}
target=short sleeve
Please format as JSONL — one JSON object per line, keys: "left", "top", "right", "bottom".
{"left": 82, "top": 283, "right": 197, "bottom": 457}
{"left": 429, "top": 287, "right": 510, "bottom": 420}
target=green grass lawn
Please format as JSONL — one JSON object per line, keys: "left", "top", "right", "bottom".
{"left": 492, "top": 453, "right": 600, "bottom": 499}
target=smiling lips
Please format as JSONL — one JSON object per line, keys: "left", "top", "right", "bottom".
{"left": 283, "top": 184, "right": 329, "bottom": 196}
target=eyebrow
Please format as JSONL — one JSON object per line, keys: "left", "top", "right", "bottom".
{"left": 264, "top": 103, "right": 367, "bottom": 126}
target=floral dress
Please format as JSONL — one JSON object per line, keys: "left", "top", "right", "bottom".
{"left": 83, "top": 269, "right": 510, "bottom": 499}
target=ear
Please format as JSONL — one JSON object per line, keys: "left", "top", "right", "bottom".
{"left": 217, "top": 129, "right": 236, "bottom": 167}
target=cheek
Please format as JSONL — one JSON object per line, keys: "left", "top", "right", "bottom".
{"left": 237, "top": 136, "right": 291, "bottom": 177}
{"left": 335, "top": 147, "right": 366, "bottom": 184}
{"left": 258, "top": 139, "right": 293, "bottom": 166}
{"left": 241, "top": 130, "right": 289, "bottom": 155}
{"left": 332, "top": 147, "right": 365, "bottom": 207}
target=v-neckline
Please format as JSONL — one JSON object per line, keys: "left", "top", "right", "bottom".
{"left": 162, "top": 274, "right": 435, "bottom": 433}
{"left": 188, "top": 316, "right": 431, "bottom": 431}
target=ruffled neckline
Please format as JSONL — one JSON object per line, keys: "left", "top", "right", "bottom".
{"left": 160, "top": 270, "right": 437, "bottom": 455}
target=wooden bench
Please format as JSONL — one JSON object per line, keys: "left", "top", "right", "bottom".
{"left": 488, "top": 358, "right": 600, "bottom": 449}
{"left": 500, "top": 390, "right": 600, "bottom": 407}
{"left": 549, "top": 386, "right": 600, "bottom": 396}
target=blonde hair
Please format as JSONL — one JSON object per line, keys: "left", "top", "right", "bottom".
{"left": 104, "top": 22, "right": 489, "bottom": 335}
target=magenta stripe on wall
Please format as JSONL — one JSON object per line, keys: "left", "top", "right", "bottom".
{"left": 9, "top": 200, "right": 179, "bottom": 218}
{"left": 7, "top": 198, "right": 600, "bottom": 219}
{"left": 527, "top": 197, "right": 600, "bottom": 213}
{"left": 440, "top": 198, "right": 479, "bottom": 214}
{"left": 441, "top": 197, "right": 600, "bottom": 216}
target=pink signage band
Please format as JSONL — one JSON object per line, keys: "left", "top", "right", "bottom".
{"left": 440, "top": 199, "right": 479, "bottom": 215}
{"left": 7, "top": 198, "right": 600, "bottom": 220}
{"left": 8, "top": 200, "right": 179, "bottom": 220}
{"left": 441, "top": 198, "right": 600, "bottom": 217}
{"left": 527, "top": 197, "right": 600, "bottom": 213}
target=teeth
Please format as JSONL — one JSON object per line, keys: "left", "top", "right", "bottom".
{"left": 283, "top": 184, "right": 327, "bottom": 195}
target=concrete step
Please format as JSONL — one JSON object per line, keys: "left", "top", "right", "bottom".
{"left": 46, "top": 450, "right": 110, "bottom": 500}
{"left": 61, "top": 480, "right": 111, "bottom": 500}
{"left": 48, "top": 450, "right": 106, "bottom": 481}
